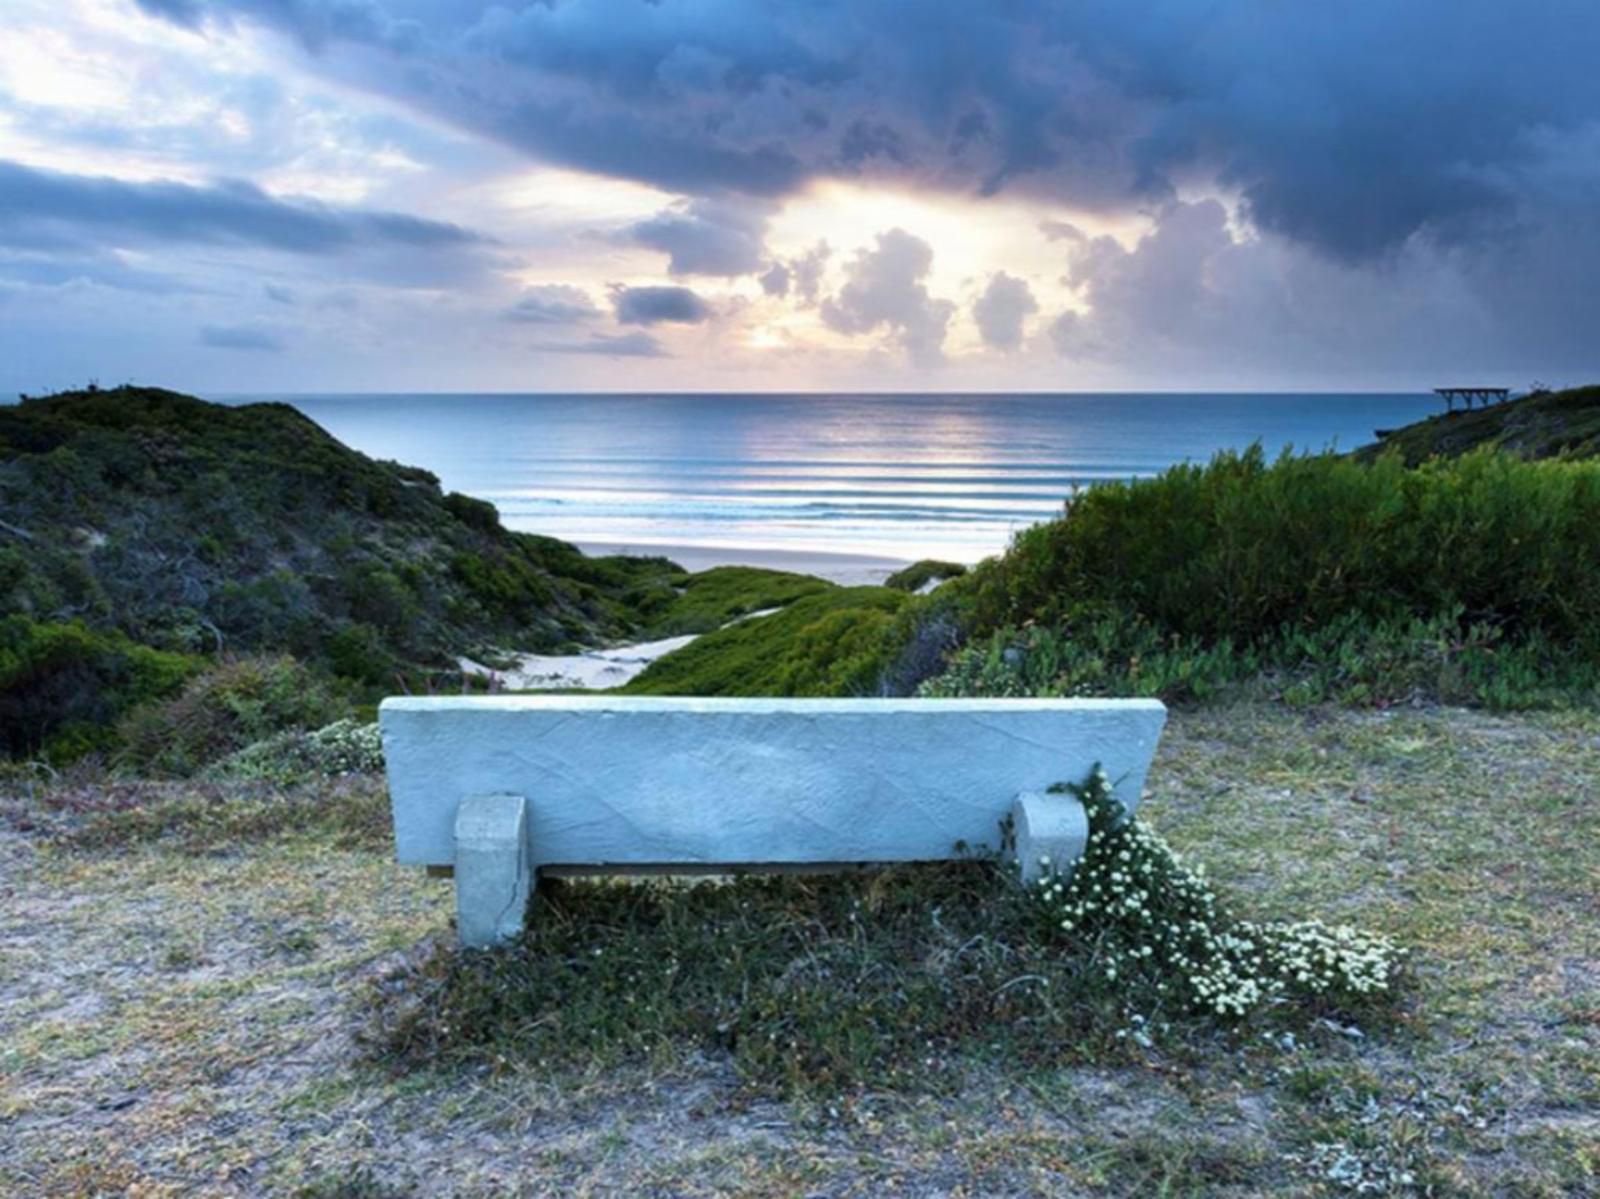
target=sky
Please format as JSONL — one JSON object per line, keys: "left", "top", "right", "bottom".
{"left": 1, "top": 0, "right": 1598, "bottom": 394}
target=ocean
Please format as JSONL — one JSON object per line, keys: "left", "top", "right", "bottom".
{"left": 249, "top": 392, "right": 1440, "bottom": 563}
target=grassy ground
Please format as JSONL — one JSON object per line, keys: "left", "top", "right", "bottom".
{"left": 1, "top": 705, "right": 1596, "bottom": 1196}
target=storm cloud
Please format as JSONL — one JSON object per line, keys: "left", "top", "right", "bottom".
{"left": 200, "top": 323, "right": 286, "bottom": 352}
{"left": 0, "top": 158, "right": 485, "bottom": 255}
{"left": 628, "top": 198, "right": 771, "bottom": 277}
{"left": 505, "top": 284, "right": 603, "bottom": 325}
{"left": 972, "top": 272, "right": 1038, "bottom": 351}
{"left": 612, "top": 284, "right": 713, "bottom": 325}
{"left": 128, "top": 0, "right": 1600, "bottom": 264}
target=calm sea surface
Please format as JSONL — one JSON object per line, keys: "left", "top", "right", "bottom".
{"left": 240, "top": 393, "right": 1439, "bottom": 562}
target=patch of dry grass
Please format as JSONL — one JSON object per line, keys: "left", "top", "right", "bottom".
{"left": 1, "top": 704, "right": 1596, "bottom": 1195}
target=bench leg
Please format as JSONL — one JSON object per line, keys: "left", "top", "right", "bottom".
{"left": 1010, "top": 791, "right": 1088, "bottom": 886}
{"left": 454, "top": 793, "right": 532, "bottom": 948}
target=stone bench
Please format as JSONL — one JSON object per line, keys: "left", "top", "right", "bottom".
{"left": 379, "top": 696, "right": 1168, "bottom": 947}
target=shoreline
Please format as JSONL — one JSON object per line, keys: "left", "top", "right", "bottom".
{"left": 576, "top": 541, "right": 914, "bottom": 586}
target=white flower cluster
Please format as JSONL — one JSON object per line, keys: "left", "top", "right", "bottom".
{"left": 1240, "top": 918, "right": 1400, "bottom": 997}
{"left": 1032, "top": 766, "right": 1402, "bottom": 1020}
{"left": 212, "top": 718, "right": 385, "bottom": 782}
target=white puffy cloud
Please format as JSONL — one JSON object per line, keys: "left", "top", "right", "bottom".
{"left": 972, "top": 270, "right": 1038, "bottom": 350}
{"left": 821, "top": 229, "right": 954, "bottom": 366}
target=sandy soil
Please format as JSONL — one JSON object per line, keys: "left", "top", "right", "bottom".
{"left": 458, "top": 634, "right": 701, "bottom": 691}
{"left": 457, "top": 609, "right": 783, "bottom": 691}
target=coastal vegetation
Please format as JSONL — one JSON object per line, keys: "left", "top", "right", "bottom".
{"left": 0, "top": 386, "right": 829, "bottom": 762}
{"left": 918, "top": 442, "right": 1600, "bottom": 710}
{"left": 12, "top": 383, "right": 1600, "bottom": 765}
{"left": 636, "top": 565, "right": 833, "bottom": 636}
{"left": 1355, "top": 382, "right": 1600, "bottom": 464}
{"left": 624, "top": 586, "right": 912, "bottom": 696}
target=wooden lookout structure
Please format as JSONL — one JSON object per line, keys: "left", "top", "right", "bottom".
{"left": 1435, "top": 387, "right": 1509, "bottom": 413}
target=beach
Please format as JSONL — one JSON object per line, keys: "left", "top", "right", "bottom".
{"left": 578, "top": 540, "right": 912, "bottom": 586}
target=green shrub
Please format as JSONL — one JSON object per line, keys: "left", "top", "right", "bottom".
{"left": 923, "top": 607, "right": 1600, "bottom": 710}
{"left": 625, "top": 587, "right": 912, "bottom": 696}
{"left": 449, "top": 549, "right": 554, "bottom": 621}
{"left": 443, "top": 491, "right": 501, "bottom": 533}
{"left": 325, "top": 622, "right": 398, "bottom": 686}
{"left": 884, "top": 559, "right": 968, "bottom": 592}
{"left": 0, "top": 617, "right": 196, "bottom": 761}
{"left": 117, "top": 655, "right": 350, "bottom": 776}
{"left": 961, "top": 446, "right": 1600, "bottom": 654}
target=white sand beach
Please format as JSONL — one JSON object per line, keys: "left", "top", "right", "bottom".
{"left": 577, "top": 541, "right": 912, "bottom": 587}
{"left": 458, "top": 633, "right": 699, "bottom": 691}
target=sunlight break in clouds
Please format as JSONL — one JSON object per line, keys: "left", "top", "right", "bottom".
{"left": 1, "top": 0, "right": 1598, "bottom": 393}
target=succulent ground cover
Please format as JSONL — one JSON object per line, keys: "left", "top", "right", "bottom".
{"left": 2, "top": 703, "right": 1595, "bottom": 1196}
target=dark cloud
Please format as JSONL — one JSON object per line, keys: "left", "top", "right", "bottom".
{"left": 628, "top": 198, "right": 770, "bottom": 276}
{"left": 760, "top": 242, "right": 830, "bottom": 304}
{"left": 505, "top": 284, "right": 602, "bottom": 324}
{"left": 263, "top": 283, "right": 296, "bottom": 304}
{"left": 0, "top": 248, "right": 200, "bottom": 295}
{"left": 200, "top": 323, "right": 285, "bottom": 351}
{"left": 1041, "top": 197, "right": 1600, "bottom": 384}
{"left": 612, "top": 284, "right": 713, "bottom": 325}
{"left": 972, "top": 271, "right": 1038, "bottom": 351}
{"left": 533, "top": 331, "right": 668, "bottom": 357}
{"left": 129, "top": 1, "right": 1600, "bottom": 266}
{"left": 758, "top": 262, "right": 790, "bottom": 297}
{"left": 0, "top": 159, "right": 486, "bottom": 255}
{"left": 790, "top": 242, "right": 831, "bottom": 304}
{"left": 821, "top": 229, "right": 953, "bottom": 366}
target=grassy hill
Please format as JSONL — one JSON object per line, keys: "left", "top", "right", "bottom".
{"left": 0, "top": 386, "right": 858, "bottom": 758}
{"left": 1356, "top": 384, "right": 1600, "bottom": 464}
{"left": 0, "top": 386, "right": 694, "bottom": 681}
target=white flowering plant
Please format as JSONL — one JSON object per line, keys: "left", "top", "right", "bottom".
{"left": 1030, "top": 765, "right": 1403, "bottom": 1022}
{"left": 208, "top": 718, "right": 385, "bottom": 783}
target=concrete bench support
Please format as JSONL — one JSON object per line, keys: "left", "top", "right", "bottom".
{"left": 1010, "top": 791, "right": 1090, "bottom": 886}
{"left": 381, "top": 696, "right": 1167, "bottom": 947}
{"left": 453, "top": 793, "right": 532, "bottom": 948}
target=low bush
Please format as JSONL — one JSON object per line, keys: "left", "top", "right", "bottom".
{"left": 921, "top": 607, "right": 1600, "bottom": 710}
{"left": 209, "top": 718, "right": 384, "bottom": 783}
{"left": 960, "top": 446, "right": 1600, "bottom": 655}
{"left": 0, "top": 617, "right": 197, "bottom": 762}
{"left": 117, "top": 655, "right": 351, "bottom": 777}
{"left": 442, "top": 491, "right": 502, "bottom": 533}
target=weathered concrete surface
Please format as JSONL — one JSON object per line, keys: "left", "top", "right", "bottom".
{"left": 382, "top": 697, "right": 1166, "bottom": 870}
{"left": 1010, "top": 791, "right": 1089, "bottom": 886}
{"left": 453, "top": 793, "right": 532, "bottom": 947}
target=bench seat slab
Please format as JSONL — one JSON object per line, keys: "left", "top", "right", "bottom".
{"left": 383, "top": 697, "right": 1167, "bottom": 872}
